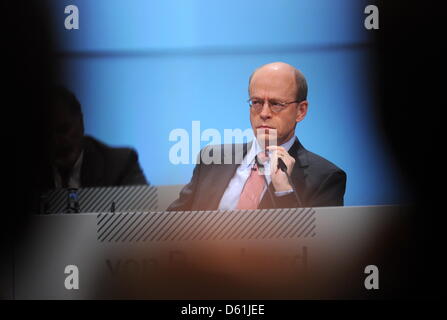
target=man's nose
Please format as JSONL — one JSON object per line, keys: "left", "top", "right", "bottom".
{"left": 259, "top": 101, "right": 272, "bottom": 119}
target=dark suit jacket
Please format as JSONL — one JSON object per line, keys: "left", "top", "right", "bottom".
{"left": 80, "top": 136, "right": 148, "bottom": 187}
{"left": 44, "top": 136, "right": 148, "bottom": 189}
{"left": 167, "top": 139, "right": 346, "bottom": 210}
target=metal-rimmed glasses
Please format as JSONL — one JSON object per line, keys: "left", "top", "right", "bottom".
{"left": 248, "top": 98, "right": 300, "bottom": 113}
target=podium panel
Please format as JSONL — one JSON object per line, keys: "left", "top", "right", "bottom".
{"left": 14, "top": 205, "right": 402, "bottom": 299}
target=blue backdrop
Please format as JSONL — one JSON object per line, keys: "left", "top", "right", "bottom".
{"left": 47, "top": 0, "right": 406, "bottom": 205}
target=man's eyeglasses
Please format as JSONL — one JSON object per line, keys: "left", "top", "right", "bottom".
{"left": 248, "top": 98, "right": 300, "bottom": 113}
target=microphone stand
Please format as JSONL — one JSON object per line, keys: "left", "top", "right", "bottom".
{"left": 255, "top": 155, "right": 277, "bottom": 208}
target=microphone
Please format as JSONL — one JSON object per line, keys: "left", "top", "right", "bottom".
{"left": 274, "top": 155, "right": 303, "bottom": 207}
{"left": 277, "top": 157, "right": 288, "bottom": 172}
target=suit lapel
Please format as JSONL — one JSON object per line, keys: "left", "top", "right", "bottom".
{"left": 195, "top": 143, "right": 250, "bottom": 210}
{"left": 199, "top": 163, "right": 240, "bottom": 210}
{"left": 289, "top": 138, "right": 308, "bottom": 197}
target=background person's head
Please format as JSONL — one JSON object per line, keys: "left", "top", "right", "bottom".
{"left": 248, "top": 62, "right": 308, "bottom": 147}
{"left": 48, "top": 86, "right": 84, "bottom": 170}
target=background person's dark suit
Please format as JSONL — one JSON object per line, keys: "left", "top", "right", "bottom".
{"left": 44, "top": 135, "right": 148, "bottom": 189}
{"left": 167, "top": 138, "right": 346, "bottom": 211}
{"left": 80, "top": 135, "right": 148, "bottom": 187}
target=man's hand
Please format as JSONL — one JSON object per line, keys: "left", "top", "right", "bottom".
{"left": 266, "top": 146, "right": 295, "bottom": 192}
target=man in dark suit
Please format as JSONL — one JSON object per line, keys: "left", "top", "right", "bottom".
{"left": 45, "top": 86, "right": 147, "bottom": 190}
{"left": 168, "top": 62, "right": 346, "bottom": 211}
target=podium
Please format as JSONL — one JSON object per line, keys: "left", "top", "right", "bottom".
{"left": 12, "top": 205, "right": 404, "bottom": 299}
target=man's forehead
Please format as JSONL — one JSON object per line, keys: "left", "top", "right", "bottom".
{"left": 251, "top": 70, "right": 295, "bottom": 84}
{"left": 250, "top": 69, "right": 297, "bottom": 95}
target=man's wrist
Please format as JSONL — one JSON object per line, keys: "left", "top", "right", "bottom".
{"left": 274, "top": 189, "right": 294, "bottom": 197}
{"left": 272, "top": 180, "right": 293, "bottom": 193}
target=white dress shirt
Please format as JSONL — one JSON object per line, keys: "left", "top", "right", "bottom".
{"left": 218, "top": 136, "right": 296, "bottom": 210}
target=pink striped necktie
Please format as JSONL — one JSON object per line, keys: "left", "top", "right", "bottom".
{"left": 236, "top": 152, "right": 268, "bottom": 210}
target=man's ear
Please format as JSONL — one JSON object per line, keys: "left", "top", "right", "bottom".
{"left": 295, "top": 101, "right": 308, "bottom": 123}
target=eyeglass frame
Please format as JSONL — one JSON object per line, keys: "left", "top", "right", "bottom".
{"left": 247, "top": 97, "right": 303, "bottom": 113}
